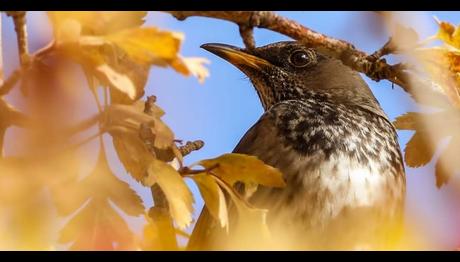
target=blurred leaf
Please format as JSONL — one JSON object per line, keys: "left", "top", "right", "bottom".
{"left": 395, "top": 109, "right": 460, "bottom": 187}
{"left": 104, "top": 103, "right": 175, "bottom": 150}
{"left": 393, "top": 112, "right": 421, "bottom": 130}
{"left": 391, "top": 23, "right": 419, "bottom": 52}
{"left": 198, "top": 153, "right": 285, "bottom": 188}
{"left": 0, "top": 99, "right": 28, "bottom": 156}
{"left": 0, "top": 155, "right": 84, "bottom": 250}
{"left": 435, "top": 137, "right": 460, "bottom": 188}
{"left": 192, "top": 174, "right": 228, "bottom": 229}
{"left": 435, "top": 20, "right": 460, "bottom": 49}
{"left": 77, "top": 43, "right": 150, "bottom": 103}
{"left": 105, "top": 27, "right": 183, "bottom": 66}
{"left": 414, "top": 48, "right": 460, "bottom": 107}
{"left": 58, "top": 149, "right": 143, "bottom": 250}
{"left": 172, "top": 56, "right": 210, "bottom": 84}
{"left": 212, "top": 175, "right": 270, "bottom": 241}
{"left": 395, "top": 112, "right": 445, "bottom": 168}
{"left": 59, "top": 199, "right": 135, "bottom": 250}
{"left": 141, "top": 207, "right": 178, "bottom": 250}
{"left": 112, "top": 135, "right": 151, "bottom": 182}
{"left": 50, "top": 12, "right": 209, "bottom": 102}
{"left": 404, "top": 132, "right": 438, "bottom": 168}
{"left": 144, "top": 158, "right": 194, "bottom": 229}
{"left": 96, "top": 64, "right": 137, "bottom": 100}
{"left": 47, "top": 11, "right": 147, "bottom": 39}
{"left": 51, "top": 179, "right": 89, "bottom": 216}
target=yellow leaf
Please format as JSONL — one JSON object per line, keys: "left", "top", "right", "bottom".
{"left": 47, "top": 11, "right": 147, "bottom": 37}
{"left": 58, "top": 150, "right": 142, "bottom": 250}
{"left": 212, "top": 175, "right": 271, "bottom": 246}
{"left": 171, "top": 56, "right": 210, "bottom": 84}
{"left": 145, "top": 158, "right": 194, "bottom": 229}
{"left": 134, "top": 99, "right": 165, "bottom": 118}
{"left": 104, "top": 103, "right": 175, "bottom": 150}
{"left": 435, "top": 137, "right": 460, "bottom": 188}
{"left": 142, "top": 207, "right": 179, "bottom": 250}
{"left": 112, "top": 136, "right": 151, "bottom": 182}
{"left": 198, "top": 153, "right": 285, "bottom": 188}
{"left": 393, "top": 112, "right": 420, "bottom": 130}
{"left": 56, "top": 19, "right": 82, "bottom": 43}
{"left": 390, "top": 23, "right": 419, "bottom": 52}
{"left": 192, "top": 174, "right": 228, "bottom": 229}
{"left": 96, "top": 64, "right": 137, "bottom": 100}
{"left": 59, "top": 199, "right": 135, "bottom": 250}
{"left": 435, "top": 19, "right": 460, "bottom": 49}
{"left": 106, "top": 100, "right": 180, "bottom": 182}
{"left": 404, "top": 132, "right": 437, "bottom": 168}
{"left": 106, "top": 27, "right": 184, "bottom": 66}
{"left": 414, "top": 47, "right": 460, "bottom": 107}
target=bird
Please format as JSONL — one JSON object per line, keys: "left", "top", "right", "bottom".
{"left": 187, "top": 41, "right": 406, "bottom": 250}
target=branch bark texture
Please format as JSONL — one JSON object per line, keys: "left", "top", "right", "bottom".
{"left": 166, "top": 11, "right": 414, "bottom": 94}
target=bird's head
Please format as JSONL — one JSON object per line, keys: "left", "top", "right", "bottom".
{"left": 201, "top": 41, "right": 383, "bottom": 115}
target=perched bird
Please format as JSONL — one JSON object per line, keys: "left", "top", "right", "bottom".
{"left": 188, "top": 41, "right": 406, "bottom": 250}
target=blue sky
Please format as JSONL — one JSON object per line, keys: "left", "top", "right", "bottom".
{"left": 2, "top": 11, "right": 460, "bottom": 249}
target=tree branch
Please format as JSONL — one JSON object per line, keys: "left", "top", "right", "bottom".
{"left": 0, "top": 14, "right": 3, "bottom": 86}
{"left": 142, "top": 96, "right": 169, "bottom": 210}
{"left": 0, "top": 68, "right": 22, "bottom": 96}
{"left": 6, "top": 11, "right": 29, "bottom": 66}
{"left": 178, "top": 140, "right": 204, "bottom": 157}
{"left": 165, "top": 11, "right": 413, "bottom": 93}
{"left": 239, "top": 25, "right": 256, "bottom": 50}
{"left": 0, "top": 41, "right": 54, "bottom": 97}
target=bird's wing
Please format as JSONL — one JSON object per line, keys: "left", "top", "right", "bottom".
{"left": 186, "top": 111, "right": 282, "bottom": 250}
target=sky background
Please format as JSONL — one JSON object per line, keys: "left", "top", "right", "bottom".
{"left": 2, "top": 11, "right": 460, "bottom": 250}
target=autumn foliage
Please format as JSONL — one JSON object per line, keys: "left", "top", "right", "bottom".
{"left": 0, "top": 11, "right": 460, "bottom": 250}
{"left": 0, "top": 11, "right": 284, "bottom": 250}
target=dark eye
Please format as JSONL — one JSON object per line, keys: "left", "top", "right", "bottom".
{"left": 289, "top": 50, "right": 312, "bottom": 68}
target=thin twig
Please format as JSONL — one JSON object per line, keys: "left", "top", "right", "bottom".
{"left": 239, "top": 25, "right": 256, "bottom": 50}
{"left": 64, "top": 114, "right": 101, "bottom": 137}
{"left": 368, "top": 38, "right": 397, "bottom": 62}
{"left": 178, "top": 140, "right": 204, "bottom": 157}
{"left": 144, "top": 95, "right": 157, "bottom": 115}
{"left": 6, "top": 11, "right": 29, "bottom": 66}
{"left": 178, "top": 163, "right": 219, "bottom": 175}
{"left": 68, "top": 131, "right": 103, "bottom": 151}
{"left": 0, "top": 41, "right": 54, "bottom": 97}
{"left": 0, "top": 68, "right": 22, "bottom": 96}
{"left": 139, "top": 122, "right": 156, "bottom": 156}
{"left": 0, "top": 14, "right": 3, "bottom": 86}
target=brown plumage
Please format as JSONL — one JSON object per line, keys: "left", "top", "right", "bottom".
{"left": 188, "top": 42, "right": 406, "bottom": 250}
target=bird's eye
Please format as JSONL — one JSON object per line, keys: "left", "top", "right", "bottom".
{"left": 289, "top": 50, "right": 312, "bottom": 68}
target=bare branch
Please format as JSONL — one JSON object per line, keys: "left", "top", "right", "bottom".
{"left": 144, "top": 95, "right": 158, "bottom": 116}
{"left": 141, "top": 96, "right": 169, "bottom": 210}
{"left": 0, "top": 14, "right": 3, "bottom": 86}
{"left": 239, "top": 25, "right": 256, "bottom": 50}
{"left": 0, "top": 41, "right": 54, "bottom": 97}
{"left": 151, "top": 184, "right": 169, "bottom": 209}
{"left": 0, "top": 68, "right": 22, "bottom": 96}
{"left": 166, "top": 11, "right": 413, "bottom": 93}
{"left": 368, "top": 38, "right": 397, "bottom": 62}
{"left": 6, "top": 11, "right": 29, "bottom": 66}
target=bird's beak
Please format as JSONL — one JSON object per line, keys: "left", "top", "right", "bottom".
{"left": 201, "top": 43, "right": 271, "bottom": 70}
